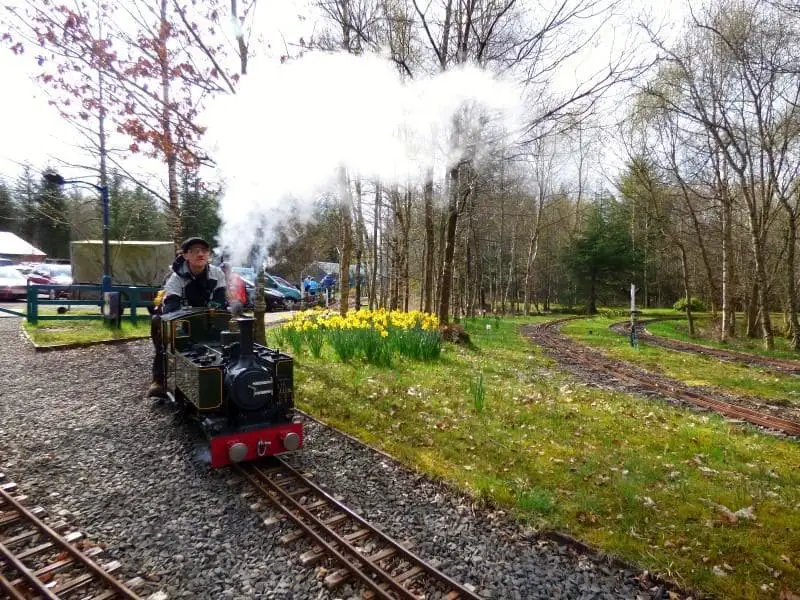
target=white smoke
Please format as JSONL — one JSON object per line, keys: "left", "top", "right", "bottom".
{"left": 203, "top": 50, "right": 526, "bottom": 266}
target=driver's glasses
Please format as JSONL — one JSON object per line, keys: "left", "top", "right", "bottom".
{"left": 187, "top": 247, "right": 209, "bottom": 256}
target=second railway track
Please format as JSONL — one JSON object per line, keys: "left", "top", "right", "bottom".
{"left": 526, "top": 318, "right": 800, "bottom": 437}
{"left": 612, "top": 318, "right": 800, "bottom": 375}
{"left": 235, "top": 457, "right": 482, "bottom": 600}
{"left": 0, "top": 472, "right": 146, "bottom": 600}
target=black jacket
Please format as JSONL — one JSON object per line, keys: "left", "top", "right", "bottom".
{"left": 161, "top": 255, "right": 227, "bottom": 314}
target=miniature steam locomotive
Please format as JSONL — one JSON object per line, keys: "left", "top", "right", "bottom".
{"left": 158, "top": 307, "right": 303, "bottom": 468}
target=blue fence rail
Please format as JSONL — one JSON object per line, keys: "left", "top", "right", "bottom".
{"left": 25, "top": 284, "right": 158, "bottom": 325}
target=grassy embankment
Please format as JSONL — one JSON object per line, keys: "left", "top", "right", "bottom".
{"left": 278, "top": 311, "right": 799, "bottom": 600}
{"left": 22, "top": 306, "right": 150, "bottom": 345}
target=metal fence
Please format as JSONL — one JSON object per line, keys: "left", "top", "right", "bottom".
{"left": 21, "top": 284, "right": 158, "bottom": 325}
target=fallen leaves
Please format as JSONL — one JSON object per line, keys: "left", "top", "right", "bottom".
{"left": 700, "top": 498, "right": 757, "bottom": 524}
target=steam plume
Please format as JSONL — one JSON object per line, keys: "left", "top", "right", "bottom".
{"left": 203, "top": 50, "right": 525, "bottom": 265}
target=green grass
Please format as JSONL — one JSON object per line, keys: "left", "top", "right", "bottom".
{"left": 23, "top": 318, "right": 150, "bottom": 345}
{"left": 563, "top": 314, "right": 800, "bottom": 408}
{"left": 278, "top": 314, "right": 800, "bottom": 600}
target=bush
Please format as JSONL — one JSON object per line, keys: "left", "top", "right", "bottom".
{"left": 673, "top": 297, "right": 707, "bottom": 312}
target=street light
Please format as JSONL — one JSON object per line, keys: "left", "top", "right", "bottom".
{"left": 44, "top": 172, "right": 112, "bottom": 293}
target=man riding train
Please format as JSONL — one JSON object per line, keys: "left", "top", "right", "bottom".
{"left": 147, "top": 236, "right": 243, "bottom": 397}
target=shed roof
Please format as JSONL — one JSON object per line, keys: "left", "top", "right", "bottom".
{"left": 0, "top": 231, "right": 45, "bottom": 257}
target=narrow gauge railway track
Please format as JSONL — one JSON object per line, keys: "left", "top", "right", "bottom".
{"left": 0, "top": 473, "right": 144, "bottom": 600}
{"left": 612, "top": 319, "right": 800, "bottom": 375}
{"left": 235, "top": 457, "right": 482, "bottom": 600}
{"left": 526, "top": 320, "right": 800, "bottom": 437}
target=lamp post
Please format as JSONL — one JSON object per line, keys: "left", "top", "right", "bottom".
{"left": 44, "top": 172, "right": 112, "bottom": 293}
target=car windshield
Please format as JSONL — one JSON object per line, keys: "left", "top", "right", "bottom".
{"left": 273, "top": 275, "right": 297, "bottom": 289}
{"left": 50, "top": 265, "right": 71, "bottom": 277}
{"left": 0, "top": 266, "right": 24, "bottom": 279}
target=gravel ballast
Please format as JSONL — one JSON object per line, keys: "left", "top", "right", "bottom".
{"left": 0, "top": 314, "right": 677, "bottom": 599}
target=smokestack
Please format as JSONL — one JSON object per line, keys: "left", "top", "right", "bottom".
{"left": 236, "top": 316, "right": 255, "bottom": 358}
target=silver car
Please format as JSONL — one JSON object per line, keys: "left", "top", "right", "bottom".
{"left": 0, "top": 266, "right": 29, "bottom": 300}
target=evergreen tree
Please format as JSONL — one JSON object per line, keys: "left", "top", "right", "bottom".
{"left": 16, "top": 166, "right": 38, "bottom": 246}
{"left": 66, "top": 189, "right": 101, "bottom": 241}
{"left": 130, "top": 185, "right": 170, "bottom": 240}
{"left": 35, "top": 171, "right": 71, "bottom": 259}
{"left": 108, "top": 171, "right": 170, "bottom": 241}
{"left": 180, "top": 166, "right": 220, "bottom": 245}
{"left": 563, "top": 198, "right": 641, "bottom": 314}
{"left": 0, "top": 181, "right": 18, "bottom": 234}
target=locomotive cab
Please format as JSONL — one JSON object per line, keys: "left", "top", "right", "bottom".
{"left": 159, "top": 308, "right": 303, "bottom": 467}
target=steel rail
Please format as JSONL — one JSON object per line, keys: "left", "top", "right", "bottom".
{"left": 235, "top": 462, "right": 400, "bottom": 600}
{"left": 237, "top": 458, "right": 482, "bottom": 599}
{"left": 0, "top": 484, "right": 142, "bottom": 600}
{"left": 625, "top": 320, "right": 800, "bottom": 374}
{"left": 0, "top": 537, "right": 61, "bottom": 600}
{"left": 0, "top": 572, "right": 29, "bottom": 600}
{"left": 275, "top": 458, "right": 482, "bottom": 599}
{"left": 530, "top": 322, "right": 800, "bottom": 437}
{"left": 594, "top": 360, "right": 800, "bottom": 435}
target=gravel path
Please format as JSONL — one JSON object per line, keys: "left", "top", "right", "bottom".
{"left": 0, "top": 315, "right": 679, "bottom": 600}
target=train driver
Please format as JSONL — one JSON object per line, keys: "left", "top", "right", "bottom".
{"left": 147, "top": 236, "right": 227, "bottom": 397}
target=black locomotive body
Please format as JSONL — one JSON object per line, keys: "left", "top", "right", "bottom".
{"left": 158, "top": 307, "right": 303, "bottom": 467}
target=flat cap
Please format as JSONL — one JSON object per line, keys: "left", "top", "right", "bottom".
{"left": 180, "top": 237, "right": 210, "bottom": 253}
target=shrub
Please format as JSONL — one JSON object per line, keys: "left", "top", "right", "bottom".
{"left": 673, "top": 297, "right": 707, "bottom": 312}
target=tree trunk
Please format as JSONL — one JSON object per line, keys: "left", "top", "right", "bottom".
{"left": 230, "top": 0, "right": 248, "bottom": 74}
{"left": 503, "top": 220, "right": 516, "bottom": 313}
{"left": 423, "top": 173, "right": 434, "bottom": 314}
{"left": 721, "top": 194, "right": 733, "bottom": 342}
{"left": 438, "top": 165, "right": 460, "bottom": 325}
{"left": 750, "top": 235, "right": 774, "bottom": 350}
{"left": 159, "top": 0, "right": 181, "bottom": 250}
{"left": 369, "top": 182, "right": 380, "bottom": 310}
{"left": 588, "top": 275, "right": 597, "bottom": 314}
{"left": 389, "top": 186, "right": 400, "bottom": 310}
{"left": 338, "top": 167, "right": 353, "bottom": 316}
{"left": 353, "top": 177, "right": 364, "bottom": 311}
{"left": 402, "top": 188, "right": 411, "bottom": 311}
{"left": 746, "top": 281, "right": 759, "bottom": 338}
{"left": 784, "top": 214, "right": 800, "bottom": 349}
{"left": 679, "top": 244, "right": 695, "bottom": 336}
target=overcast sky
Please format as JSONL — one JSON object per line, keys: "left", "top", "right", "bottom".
{"left": 0, "top": 0, "right": 688, "bottom": 189}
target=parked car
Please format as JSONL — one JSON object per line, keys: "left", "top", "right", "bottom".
{"left": 18, "top": 264, "right": 72, "bottom": 298}
{"left": 36, "top": 264, "right": 73, "bottom": 286}
{"left": 15, "top": 264, "right": 51, "bottom": 285}
{"left": 0, "top": 266, "right": 29, "bottom": 300}
{"left": 230, "top": 267, "right": 301, "bottom": 308}
{"left": 241, "top": 278, "right": 287, "bottom": 312}
{"left": 264, "top": 273, "right": 302, "bottom": 308}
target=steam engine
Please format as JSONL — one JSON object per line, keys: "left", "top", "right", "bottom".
{"left": 159, "top": 308, "right": 303, "bottom": 467}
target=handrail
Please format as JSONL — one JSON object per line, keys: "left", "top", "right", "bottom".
{"left": 26, "top": 283, "right": 159, "bottom": 325}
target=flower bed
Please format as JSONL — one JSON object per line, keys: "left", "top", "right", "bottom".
{"left": 272, "top": 308, "right": 441, "bottom": 365}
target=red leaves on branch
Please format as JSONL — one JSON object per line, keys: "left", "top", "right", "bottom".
{"left": 4, "top": 0, "right": 242, "bottom": 172}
